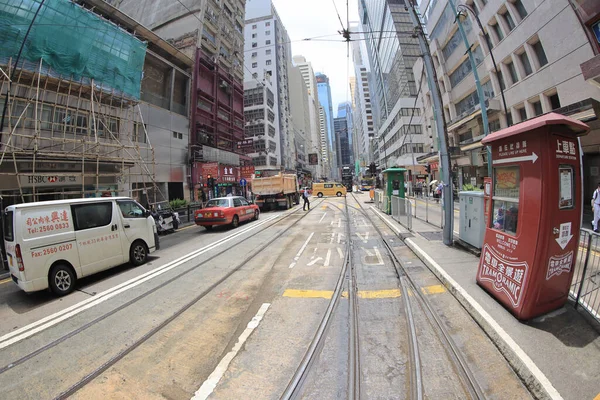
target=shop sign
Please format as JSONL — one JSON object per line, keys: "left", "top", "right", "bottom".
{"left": 478, "top": 244, "right": 528, "bottom": 308}
{"left": 20, "top": 175, "right": 82, "bottom": 187}
{"left": 220, "top": 166, "right": 240, "bottom": 182}
{"left": 241, "top": 165, "right": 255, "bottom": 179}
{"left": 430, "top": 162, "right": 439, "bottom": 170}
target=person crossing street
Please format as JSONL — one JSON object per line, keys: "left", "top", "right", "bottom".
{"left": 302, "top": 188, "right": 310, "bottom": 211}
{"left": 592, "top": 182, "right": 600, "bottom": 233}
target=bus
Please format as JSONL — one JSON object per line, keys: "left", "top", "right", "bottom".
{"left": 360, "top": 176, "right": 375, "bottom": 191}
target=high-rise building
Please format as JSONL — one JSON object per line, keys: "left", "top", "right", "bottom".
{"left": 316, "top": 73, "right": 338, "bottom": 179}
{"left": 337, "top": 102, "right": 354, "bottom": 167}
{"left": 244, "top": 0, "right": 293, "bottom": 173}
{"left": 416, "top": 0, "right": 600, "bottom": 193}
{"left": 359, "top": 1, "right": 427, "bottom": 177}
{"left": 293, "top": 56, "right": 319, "bottom": 99}
{"left": 318, "top": 105, "right": 330, "bottom": 176}
{"left": 107, "top": 0, "right": 246, "bottom": 198}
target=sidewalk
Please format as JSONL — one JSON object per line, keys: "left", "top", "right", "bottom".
{"left": 370, "top": 205, "right": 600, "bottom": 400}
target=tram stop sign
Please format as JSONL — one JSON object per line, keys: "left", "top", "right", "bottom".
{"left": 240, "top": 178, "right": 247, "bottom": 186}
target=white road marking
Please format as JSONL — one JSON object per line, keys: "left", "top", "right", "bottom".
{"left": 307, "top": 257, "right": 322, "bottom": 266}
{"left": 337, "top": 218, "right": 341, "bottom": 228}
{"left": 192, "top": 303, "right": 270, "bottom": 400}
{"left": 364, "top": 232, "right": 369, "bottom": 242}
{"left": 288, "top": 262, "right": 296, "bottom": 269}
{"left": 295, "top": 232, "right": 314, "bottom": 260}
{"left": 337, "top": 232, "right": 343, "bottom": 244}
{"left": 324, "top": 250, "right": 331, "bottom": 267}
{"left": 318, "top": 212, "right": 327, "bottom": 223}
{"left": 365, "top": 249, "right": 374, "bottom": 256}
{"left": 405, "top": 239, "right": 564, "bottom": 400}
{"left": 0, "top": 213, "right": 282, "bottom": 350}
{"left": 337, "top": 247, "right": 344, "bottom": 258}
{"left": 356, "top": 233, "right": 365, "bottom": 242}
{"left": 330, "top": 233, "right": 335, "bottom": 243}
{"left": 374, "top": 247, "right": 384, "bottom": 264}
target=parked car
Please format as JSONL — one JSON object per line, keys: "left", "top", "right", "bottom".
{"left": 150, "top": 201, "right": 180, "bottom": 234}
{"left": 194, "top": 196, "right": 259, "bottom": 230}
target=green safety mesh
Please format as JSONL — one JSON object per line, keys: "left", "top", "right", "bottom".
{"left": 0, "top": 0, "right": 147, "bottom": 99}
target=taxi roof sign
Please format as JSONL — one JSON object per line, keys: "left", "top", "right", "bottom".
{"left": 482, "top": 112, "right": 590, "bottom": 145}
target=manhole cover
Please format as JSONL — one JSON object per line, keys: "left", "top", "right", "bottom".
{"left": 418, "top": 231, "right": 444, "bottom": 241}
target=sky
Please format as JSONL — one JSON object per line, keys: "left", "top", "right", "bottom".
{"left": 272, "top": 0, "right": 360, "bottom": 114}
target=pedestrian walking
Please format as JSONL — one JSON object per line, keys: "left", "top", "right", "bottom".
{"left": 592, "top": 182, "right": 600, "bottom": 232}
{"left": 302, "top": 188, "right": 310, "bottom": 211}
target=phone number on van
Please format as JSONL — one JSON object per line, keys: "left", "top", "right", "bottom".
{"left": 27, "top": 222, "right": 70, "bottom": 235}
{"left": 31, "top": 243, "right": 73, "bottom": 258}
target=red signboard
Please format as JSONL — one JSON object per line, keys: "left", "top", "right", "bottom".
{"left": 241, "top": 165, "right": 255, "bottom": 179}
{"left": 219, "top": 165, "right": 240, "bottom": 183}
{"left": 430, "top": 162, "right": 439, "bottom": 171}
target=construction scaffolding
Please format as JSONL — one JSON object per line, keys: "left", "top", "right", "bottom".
{"left": 0, "top": 0, "right": 163, "bottom": 206}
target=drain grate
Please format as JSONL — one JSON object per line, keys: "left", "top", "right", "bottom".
{"left": 418, "top": 231, "right": 444, "bottom": 241}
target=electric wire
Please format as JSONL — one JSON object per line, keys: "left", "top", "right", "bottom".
{"left": 330, "top": 0, "right": 346, "bottom": 32}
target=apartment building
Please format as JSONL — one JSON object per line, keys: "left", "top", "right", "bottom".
{"left": 358, "top": 0, "right": 427, "bottom": 178}
{"left": 417, "top": 0, "right": 600, "bottom": 191}
{"left": 244, "top": 0, "right": 293, "bottom": 174}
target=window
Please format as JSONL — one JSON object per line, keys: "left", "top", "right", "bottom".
{"left": 549, "top": 93, "right": 561, "bottom": 110}
{"left": 559, "top": 166, "right": 574, "bottom": 209}
{"left": 324, "top": 184, "right": 333, "bottom": 188}
{"left": 518, "top": 107, "right": 527, "bottom": 121}
{"left": 532, "top": 41, "right": 548, "bottom": 68}
{"left": 252, "top": 62, "right": 257, "bottom": 68}
{"left": 513, "top": 0, "right": 528, "bottom": 19}
{"left": 266, "top": 30, "right": 271, "bottom": 35}
{"left": 266, "top": 60, "right": 272, "bottom": 65}
{"left": 252, "top": 24, "right": 257, "bottom": 29}
{"left": 233, "top": 198, "right": 243, "bottom": 207}
{"left": 506, "top": 60, "right": 518, "bottom": 84}
{"left": 252, "top": 42, "right": 257, "bottom": 48}
{"left": 492, "top": 166, "right": 520, "bottom": 235}
{"left": 518, "top": 51, "right": 532, "bottom": 76}
{"left": 117, "top": 200, "right": 146, "bottom": 218}
{"left": 72, "top": 203, "right": 113, "bottom": 231}
{"left": 497, "top": 70, "right": 506, "bottom": 90}
{"left": 3, "top": 210, "right": 13, "bottom": 242}
{"left": 266, "top": 49, "right": 271, "bottom": 55}
{"left": 252, "top": 33, "right": 257, "bottom": 38}
{"left": 265, "top": 21, "right": 271, "bottom": 26}
{"left": 251, "top": 52, "right": 257, "bottom": 57}
{"left": 491, "top": 22, "right": 504, "bottom": 42}
{"left": 501, "top": 10, "right": 516, "bottom": 32}
{"left": 265, "top": 40, "right": 271, "bottom": 45}
{"left": 532, "top": 100, "right": 543, "bottom": 116}
{"left": 134, "top": 122, "right": 147, "bottom": 143}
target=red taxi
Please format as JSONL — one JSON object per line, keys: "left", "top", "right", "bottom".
{"left": 194, "top": 196, "right": 259, "bottom": 230}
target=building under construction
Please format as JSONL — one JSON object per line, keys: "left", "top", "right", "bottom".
{"left": 0, "top": 0, "right": 192, "bottom": 206}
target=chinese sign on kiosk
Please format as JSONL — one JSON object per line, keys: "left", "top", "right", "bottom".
{"left": 477, "top": 113, "right": 589, "bottom": 320}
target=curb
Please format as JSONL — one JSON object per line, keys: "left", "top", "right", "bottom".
{"left": 0, "top": 272, "right": 9, "bottom": 280}
{"left": 405, "top": 238, "right": 563, "bottom": 400}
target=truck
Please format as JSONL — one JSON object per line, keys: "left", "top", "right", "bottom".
{"left": 252, "top": 174, "right": 299, "bottom": 210}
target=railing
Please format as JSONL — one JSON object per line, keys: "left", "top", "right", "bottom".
{"left": 390, "top": 195, "right": 412, "bottom": 230}
{"left": 409, "top": 194, "right": 445, "bottom": 229}
{"left": 571, "top": 229, "right": 600, "bottom": 324}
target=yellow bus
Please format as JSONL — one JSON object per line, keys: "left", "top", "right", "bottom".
{"left": 312, "top": 182, "right": 347, "bottom": 198}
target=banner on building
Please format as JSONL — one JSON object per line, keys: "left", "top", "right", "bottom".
{"left": 220, "top": 166, "right": 240, "bottom": 182}
{"left": 236, "top": 139, "right": 253, "bottom": 150}
{"left": 241, "top": 165, "right": 255, "bottom": 179}
{"left": 309, "top": 153, "right": 319, "bottom": 165}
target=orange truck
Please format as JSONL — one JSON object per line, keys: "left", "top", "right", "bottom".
{"left": 252, "top": 174, "right": 299, "bottom": 210}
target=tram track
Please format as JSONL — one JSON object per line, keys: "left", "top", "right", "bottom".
{"left": 348, "top": 192, "right": 484, "bottom": 400}
{"left": 0, "top": 200, "right": 324, "bottom": 399}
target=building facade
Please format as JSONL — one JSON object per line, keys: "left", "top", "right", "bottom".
{"left": 244, "top": 0, "right": 293, "bottom": 173}
{"left": 416, "top": 0, "right": 600, "bottom": 192}
{"left": 358, "top": 0, "right": 428, "bottom": 179}
{"left": 316, "top": 73, "right": 339, "bottom": 180}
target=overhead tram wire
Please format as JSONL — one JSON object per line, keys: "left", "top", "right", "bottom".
{"left": 331, "top": 0, "right": 346, "bottom": 32}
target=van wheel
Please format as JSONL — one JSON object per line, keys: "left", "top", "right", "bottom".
{"left": 130, "top": 241, "right": 148, "bottom": 266}
{"left": 172, "top": 219, "right": 179, "bottom": 230}
{"left": 253, "top": 210, "right": 259, "bottom": 221}
{"left": 231, "top": 215, "right": 239, "bottom": 228}
{"left": 317, "top": 192, "right": 323, "bottom": 198}
{"left": 49, "top": 264, "right": 75, "bottom": 296}
{"left": 336, "top": 192, "right": 342, "bottom": 197}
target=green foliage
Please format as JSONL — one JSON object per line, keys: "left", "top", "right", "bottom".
{"left": 169, "top": 198, "right": 188, "bottom": 209}
{"left": 462, "top": 184, "right": 482, "bottom": 191}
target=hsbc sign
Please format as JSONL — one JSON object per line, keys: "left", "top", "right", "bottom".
{"left": 20, "top": 175, "right": 83, "bottom": 187}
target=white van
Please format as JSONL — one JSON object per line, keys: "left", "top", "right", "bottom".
{"left": 3, "top": 197, "right": 158, "bottom": 296}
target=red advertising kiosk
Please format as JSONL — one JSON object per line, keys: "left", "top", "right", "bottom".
{"left": 477, "top": 113, "right": 590, "bottom": 320}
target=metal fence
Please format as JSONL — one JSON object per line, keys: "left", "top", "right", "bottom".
{"left": 571, "top": 229, "right": 600, "bottom": 324}
{"left": 174, "top": 205, "right": 204, "bottom": 225}
{"left": 390, "top": 195, "right": 412, "bottom": 230}
{"left": 409, "top": 195, "right": 445, "bottom": 229}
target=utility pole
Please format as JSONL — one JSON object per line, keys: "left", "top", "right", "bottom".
{"left": 403, "top": 0, "right": 454, "bottom": 246}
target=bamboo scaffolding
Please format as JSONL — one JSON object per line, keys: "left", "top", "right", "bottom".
{"left": 0, "top": 58, "right": 159, "bottom": 203}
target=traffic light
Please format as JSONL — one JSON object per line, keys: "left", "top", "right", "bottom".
{"left": 207, "top": 174, "right": 213, "bottom": 187}
{"left": 425, "top": 164, "right": 431, "bottom": 174}
{"left": 369, "top": 162, "right": 376, "bottom": 175}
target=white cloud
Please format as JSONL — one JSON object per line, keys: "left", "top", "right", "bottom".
{"left": 272, "top": 0, "right": 359, "bottom": 114}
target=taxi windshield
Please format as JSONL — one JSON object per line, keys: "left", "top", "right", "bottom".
{"left": 206, "top": 199, "right": 230, "bottom": 208}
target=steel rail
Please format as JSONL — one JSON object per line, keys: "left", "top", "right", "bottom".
{"left": 349, "top": 193, "right": 484, "bottom": 400}
{"left": 52, "top": 200, "right": 324, "bottom": 399}
{"left": 0, "top": 201, "right": 322, "bottom": 379}
{"left": 346, "top": 195, "right": 361, "bottom": 400}
{"left": 280, "top": 197, "right": 354, "bottom": 400}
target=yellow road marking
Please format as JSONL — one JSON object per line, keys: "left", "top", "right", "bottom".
{"left": 421, "top": 284, "right": 446, "bottom": 295}
{"left": 283, "top": 289, "right": 334, "bottom": 299}
{"left": 594, "top": 393, "right": 600, "bottom": 400}
{"left": 0, "top": 278, "right": 11, "bottom": 285}
{"left": 357, "top": 289, "right": 401, "bottom": 299}
{"left": 178, "top": 224, "right": 197, "bottom": 231}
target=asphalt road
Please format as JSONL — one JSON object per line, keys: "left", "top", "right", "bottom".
{"left": 0, "top": 196, "right": 531, "bottom": 399}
